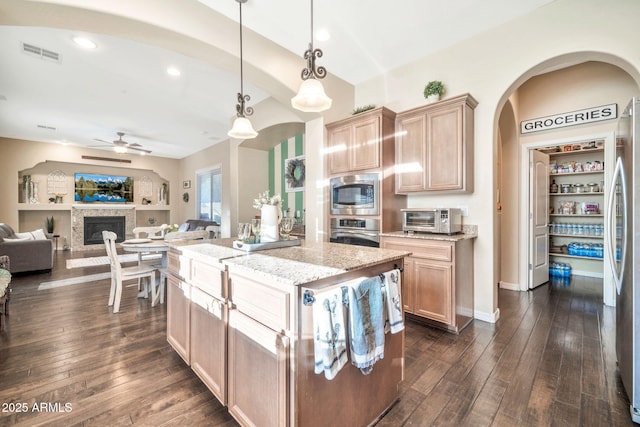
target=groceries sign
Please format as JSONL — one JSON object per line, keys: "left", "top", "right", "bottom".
{"left": 520, "top": 103, "right": 617, "bottom": 134}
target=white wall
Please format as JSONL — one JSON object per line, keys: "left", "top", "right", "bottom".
{"left": 237, "top": 147, "right": 269, "bottom": 224}
{"left": 354, "top": 0, "right": 640, "bottom": 320}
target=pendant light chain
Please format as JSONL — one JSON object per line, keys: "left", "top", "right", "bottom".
{"left": 235, "top": 0, "right": 253, "bottom": 118}
{"left": 228, "top": 0, "right": 258, "bottom": 138}
{"left": 301, "top": 0, "right": 326, "bottom": 81}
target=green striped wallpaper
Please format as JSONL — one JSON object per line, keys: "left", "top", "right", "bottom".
{"left": 268, "top": 134, "right": 304, "bottom": 218}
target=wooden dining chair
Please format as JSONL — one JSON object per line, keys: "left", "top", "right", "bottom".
{"left": 205, "top": 225, "right": 221, "bottom": 239}
{"left": 102, "top": 231, "right": 157, "bottom": 314}
{"left": 132, "top": 226, "right": 165, "bottom": 239}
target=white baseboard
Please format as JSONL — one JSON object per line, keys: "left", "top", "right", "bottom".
{"left": 571, "top": 270, "right": 604, "bottom": 279}
{"left": 499, "top": 280, "right": 520, "bottom": 291}
{"left": 474, "top": 307, "right": 500, "bottom": 324}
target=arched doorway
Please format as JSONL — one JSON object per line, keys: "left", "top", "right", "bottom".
{"left": 496, "top": 57, "right": 640, "bottom": 303}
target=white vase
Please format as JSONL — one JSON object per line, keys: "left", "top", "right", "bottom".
{"left": 260, "top": 205, "right": 281, "bottom": 242}
{"left": 427, "top": 94, "right": 440, "bottom": 103}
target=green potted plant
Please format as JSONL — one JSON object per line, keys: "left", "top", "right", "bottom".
{"left": 424, "top": 80, "right": 445, "bottom": 103}
{"left": 45, "top": 216, "right": 54, "bottom": 234}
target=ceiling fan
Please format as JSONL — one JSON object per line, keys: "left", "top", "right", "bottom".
{"left": 93, "top": 132, "right": 151, "bottom": 154}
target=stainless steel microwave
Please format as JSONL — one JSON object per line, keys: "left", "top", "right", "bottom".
{"left": 402, "top": 208, "right": 462, "bottom": 234}
{"left": 330, "top": 173, "right": 380, "bottom": 216}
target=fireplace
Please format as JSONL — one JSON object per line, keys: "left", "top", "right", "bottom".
{"left": 84, "top": 216, "right": 126, "bottom": 245}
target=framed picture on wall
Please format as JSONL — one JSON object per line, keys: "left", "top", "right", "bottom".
{"left": 285, "top": 155, "right": 305, "bottom": 192}
{"left": 182, "top": 180, "right": 191, "bottom": 189}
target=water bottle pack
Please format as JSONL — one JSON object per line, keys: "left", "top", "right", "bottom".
{"left": 567, "top": 242, "right": 604, "bottom": 258}
{"left": 550, "top": 262, "right": 572, "bottom": 277}
{"left": 549, "top": 222, "right": 604, "bottom": 236}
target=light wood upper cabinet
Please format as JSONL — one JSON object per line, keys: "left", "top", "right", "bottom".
{"left": 395, "top": 93, "right": 478, "bottom": 194}
{"left": 326, "top": 107, "right": 396, "bottom": 175}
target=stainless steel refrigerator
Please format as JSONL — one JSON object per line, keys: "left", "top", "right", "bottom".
{"left": 609, "top": 97, "right": 640, "bottom": 423}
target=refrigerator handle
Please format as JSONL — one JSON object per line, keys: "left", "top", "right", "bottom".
{"left": 606, "top": 156, "right": 627, "bottom": 295}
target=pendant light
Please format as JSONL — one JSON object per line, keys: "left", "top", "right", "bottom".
{"left": 291, "top": 0, "right": 332, "bottom": 112}
{"left": 228, "top": 0, "right": 258, "bottom": 139}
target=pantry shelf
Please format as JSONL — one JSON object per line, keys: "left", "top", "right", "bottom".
{"left": 549, "top": 253, "right": 604, "bottom": 261}
{"left": 550, "top": 214, "right": 603, "bottom": 217}
{"left": 549, "top": 192, "right": 604, "bottom": 196}
{"left": 550, "top": 170, "right": 604, "bottom": 177}
{"left": 549, "top": 233, "right": 603, "bottom": 239}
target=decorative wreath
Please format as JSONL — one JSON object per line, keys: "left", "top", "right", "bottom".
{"left": 285, "top": 158, "right": 305, "bottom": 189}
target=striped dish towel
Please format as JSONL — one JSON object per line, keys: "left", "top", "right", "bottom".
{"left": 313, "top": 286, "right": 348, "bottom": 380}
{"left": 382, "top": 269, "right": 404, "bottom": 334}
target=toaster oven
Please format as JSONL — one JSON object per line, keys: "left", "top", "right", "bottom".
{"left": 402, "top": 208, "right": 462, "bottom": 235}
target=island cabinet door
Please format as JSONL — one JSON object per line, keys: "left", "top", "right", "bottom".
{"left": 190, "top": 286, "right": 227, "bottom": 405}
{"left": 227, "top": 310, "right": 289, "bottom": 427}
{"left": 413, "top": 259, "right": 453, "bottom": 324}
{"left": 167, "top": 274, "right": 191, "bottom": 364}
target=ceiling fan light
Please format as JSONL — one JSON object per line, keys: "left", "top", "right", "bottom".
{"left": 291, "top": 79, "right": 332, "bottom": 112}
{"left": 228, "top": 116, "right": 258, "bottom": 139}
{"left": 73, "top": 36, "right": 97, "bottom": 49}
{"left": 113, "top": 146, "right": 127, "bottom": 154}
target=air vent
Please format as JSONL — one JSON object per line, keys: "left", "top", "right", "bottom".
{"left": 21, "top": 42, "right": 61, "bottom": 63}
{"left": 37, "top": 124, "right": 57, "bottom": 131}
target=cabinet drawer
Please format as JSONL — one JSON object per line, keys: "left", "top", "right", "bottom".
{"left": 167, "top": 250, "right": 190, "bottom": 280}
{"left": 191, "top": 259, "right": 225, "bottom": 300}
{"left": 381, "top": 237, "right": 452, "bottom": 262}
{"left": 229, "top": 274, "right": 290, "bottom": 333}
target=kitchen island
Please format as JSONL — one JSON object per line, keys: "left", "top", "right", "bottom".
{"left": 165, "top": 239, "right": 410, "bottom": 427}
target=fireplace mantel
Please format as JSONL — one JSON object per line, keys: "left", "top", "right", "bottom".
{"left": 17, "top": 203, "right": 169, "bottom": 211}
{"left": 72, "top": 204, "right": 135, "bottom": 210}
{"left": 71, "top": 206, "right": 136, "bottom": 251}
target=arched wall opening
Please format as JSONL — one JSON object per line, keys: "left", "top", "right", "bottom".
{"left": 495, "top": 54, "right": 640, "bottom": 305}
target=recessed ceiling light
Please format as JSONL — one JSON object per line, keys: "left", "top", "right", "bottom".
{"left": 72, "top": 36, "right": 97, "bottom": 49}
{"left": 316, "top": 28, "right": 330, "bottom": 42}
{"left": 167, "top": 67, "right": 181, "bottom": 77}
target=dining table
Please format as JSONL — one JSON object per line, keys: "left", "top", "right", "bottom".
{"left": 121, "top": 238, "right": 170, "bottom": 267}
{"left": 120, "top": 238, "right": 170, "bottom": 302}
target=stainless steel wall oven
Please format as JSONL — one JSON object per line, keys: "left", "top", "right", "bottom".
{"left": 329, "top": 218, "right": 380, "bottom": 247}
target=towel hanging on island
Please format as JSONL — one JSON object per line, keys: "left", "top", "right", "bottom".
{"left": 382, "top": 269, "right": 404, "bottom": 334}
{"left": 348, "top": 276, "right": 385, "bottom": 375}
{"left": 313, "top": 286, "right": 348, "bottom": 380}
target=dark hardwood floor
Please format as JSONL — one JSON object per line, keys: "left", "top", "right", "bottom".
{"left": 0, "top": 250, "right": 634, "bottom": 426}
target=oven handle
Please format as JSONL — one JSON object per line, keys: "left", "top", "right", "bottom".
{"left": 330, "top": 229, "right": 380, "bottom": 241}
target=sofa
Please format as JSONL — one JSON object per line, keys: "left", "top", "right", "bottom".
{"left": 0, "top": 224, "right": 53, "bottom": 273}
{"left": 185, "top": 219, "right": 219, "bottom": 231}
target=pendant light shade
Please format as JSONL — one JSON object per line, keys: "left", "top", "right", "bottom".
{"left": 291, "top": 0, "right": 332, "bottom": 113}
{"left": 228, "top": 116, "right": 258, "bottom": 139}
{"left": 228, "top": 0, "right": 258, "bottom": 139}
{"left": 291, "top": 78, "right": 332, "bottom": 112}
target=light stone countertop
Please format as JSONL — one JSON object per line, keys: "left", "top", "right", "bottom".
{"left": 380, "top": 225, "right": 478, "bottom": 242}
{"left": 171, "top": 239, "right": 410, "bottom": 286}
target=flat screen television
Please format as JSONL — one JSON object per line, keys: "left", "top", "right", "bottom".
{"left": 74, "top": 173, "right": 134, "bottom": 203}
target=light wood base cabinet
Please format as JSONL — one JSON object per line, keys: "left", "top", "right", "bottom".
{"left": 190, "top": 286, "right": 227, "bottom": 405}
{"left": 166, "top": 274, "right": 190, "bottom": 363}
{"left": 381, "top": 236, "right": 474, "bottom": 333}
{"left": 228, "top": 310, "right": 289, "bottom": 427}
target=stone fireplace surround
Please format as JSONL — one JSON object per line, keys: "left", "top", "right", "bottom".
{"left": 71, "top": 205, "right": 135, "bottom": 251}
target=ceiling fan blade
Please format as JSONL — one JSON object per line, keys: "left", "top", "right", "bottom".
{"left": 127, "top": 145, "right": 152, "bottom": 154}
{"left": 94, "top": 138, "right": 113, "bottom": 144}
{"left": 127, "top": 142, "right": 143, "bottom": 147}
